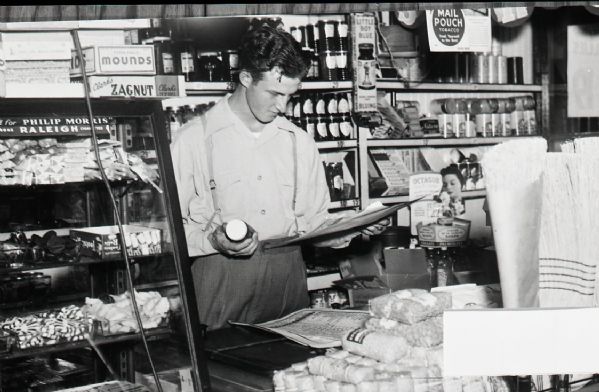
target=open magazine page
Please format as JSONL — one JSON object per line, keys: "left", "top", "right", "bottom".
{"left": 230, "top": 309, "right": 370, "bottom": 348}
{"left": 262, "top": 199, "right": 422, "bottom": 249}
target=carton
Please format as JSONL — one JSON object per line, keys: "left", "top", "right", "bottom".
{"left": 417, "top": 218, "right": 471, "bottom": 248}
{"left": 70, "top": 225, "right": 162, "bottom": 260}
{"left": 74, "top": 75, "right": 185, "bottom": 98}
{"left": 136, "top": 368, "right": 193, "bottom": 392}
{"left": 70, "top": 45, "right": 156, "bottom": 76}
{"left": 0, "top": 32, "right": 72, "bottom": 60}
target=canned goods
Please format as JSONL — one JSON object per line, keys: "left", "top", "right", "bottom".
{"left": 319, "top": 50, "right": 337, "bottom": 81}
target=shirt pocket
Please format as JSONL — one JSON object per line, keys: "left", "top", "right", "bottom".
{"left": 216, "top": 171, "right": 244, "bottom": 212}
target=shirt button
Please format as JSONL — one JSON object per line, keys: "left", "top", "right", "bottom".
{"left": 260, "top": 209, "right": 266, "bottom": 215}
{"left": 257, "top": 175, "right": 262, "bottom": 181}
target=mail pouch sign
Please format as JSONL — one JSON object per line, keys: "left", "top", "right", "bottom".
{"left": 70, "top": 45, "right": 156, "bottom": 76}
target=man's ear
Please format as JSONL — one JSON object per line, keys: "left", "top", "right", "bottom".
{"left": 238, "top": 70, "right": 253, "bottom": 88}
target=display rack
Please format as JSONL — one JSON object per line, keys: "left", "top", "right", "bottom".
{"left": 0, "top": 98, "right": 209, "bottom": 391}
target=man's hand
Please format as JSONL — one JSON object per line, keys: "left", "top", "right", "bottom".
{"left": 208, "top": 223, "right": 259, "bottom": 258}
{"left": 360, "top": 217, "right": 391, "bottom": 236}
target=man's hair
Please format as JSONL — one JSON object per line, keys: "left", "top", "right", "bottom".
{"left": 238, "top": 25, "right": 309, "bottom": 81}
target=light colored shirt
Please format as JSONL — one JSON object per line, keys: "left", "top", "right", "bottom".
{"left": 171, "top": 95, "right": 331, "bottom": 257}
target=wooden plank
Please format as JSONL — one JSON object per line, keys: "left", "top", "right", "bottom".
{"left": 31, "top": 5, "right": 60, "bottom": 21}
{"left": 76, "top": 5, "right": 103, "bottom": 20}
{"left": 8, "top": 6, "right": 37, "bottom": 22}
{"left": 132, "top": 4, "right": 165, "bottom": 19}
{"left": 163, "top": 4, "right": 190, "bottom": 18}
{"left": 100, "top": 5, "right": 131, "bottom": 20}
{"left": 58, "top": 5, "right": 79, "bottom": 21}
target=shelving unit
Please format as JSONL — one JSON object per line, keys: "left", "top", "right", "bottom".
{"left": 0, "top": 99, "right": 208, "bottom": 390}
{"left": 369, "top": 190, "right": 487, "bottom": 205}
{"left": 376, "top": 81, "right": 543, "bottom": 92}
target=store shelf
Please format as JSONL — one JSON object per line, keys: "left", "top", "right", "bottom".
{"left": 377, "top": 81, "right": 543, "bottom": 92}
{"left": 185, "top": 80, "right": 353, "bottom": 94}
{"left": 316, "top": 139, "right": 357, "bottom": 149}
{"left": 371, "top": 189, "right": 486, "bottom": 204}
{"left": 135, "top": 279, "right": 179, "bottom": 291}
{"left": 366, "top": 136, "right": 541, "bottom": 148}
{"left": 298, "top": 81, "right": 353, "bottom": 90}
{"left": 0, "top": 253, "right": 170, "bottom": 274}
{"left": 0, "top": 327, "right": 172, "bottom": 361}
{"left": 328, "top": 199, "right": 360, "bottom": 209}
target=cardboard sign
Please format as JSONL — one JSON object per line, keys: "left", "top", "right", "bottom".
{"left": 351, "top": 13, "right": 377, "bottom": 112}
{"left": 444, "top": 307, "right": 599, "bottom": 376}
{"left": 0, "top": 116, "right": 112, "bottom": 137}
{"left": 71, "top": 45, "right": 156, "bottom": 76}
{"left": 567, "top": 24, "right": 599, "bottom": 117}
{"left": 426, "top": 9, "right": 491, "bottom": 52}
{"left": 409, "top": 172, "right": 442, "bottom": 201}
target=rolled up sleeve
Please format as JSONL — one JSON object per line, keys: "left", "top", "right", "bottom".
{"left": 170, "top": 122, "right": 219, "bottom": 257}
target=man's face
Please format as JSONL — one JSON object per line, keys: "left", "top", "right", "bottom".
{"left": 245, "top": 68, "right": 301, "bottom": 124}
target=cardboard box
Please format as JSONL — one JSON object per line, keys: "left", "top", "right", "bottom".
{"left": 5, "top": 60, "right": 70, "bottom": 84}
{"left": 76, "top": 75, "right": 185, "bottom": 98}
{"left": 155, "top": 75, "right": 186, "bottom": 97}
{"left": 70, "top": 225, "right": 162, "bottom": 260}
{"left": 0, "top": 32, "right": 72, "bottom": 60}
{"left": 136, "top": 368, "right": 193, "bottom": 392}
{"left": 334, "top": 276, "right": 391, "bottom": 307}
{"left": 70, "top": 45, "right": 156, "bottom": 76}
{"left": 339, "top": 240, "right": 431, "bottom": 293}
{"left": 417, "top": 218, "right": 471, "bottom": 248}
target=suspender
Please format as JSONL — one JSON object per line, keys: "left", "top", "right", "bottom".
{"left": 201, "top": 113, "right": 298, "bottom": 232}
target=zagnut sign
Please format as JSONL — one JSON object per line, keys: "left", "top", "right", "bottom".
{"left": 71, "top": 45, "right": 156, "bottom": 76}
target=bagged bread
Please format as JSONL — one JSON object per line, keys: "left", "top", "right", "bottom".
{"left": 369, "top": 289, "right": 452, "bottom": 324}
{"left": 342, "top": 327, "right": 410, "bottom": 363}
{"left": 307, "top": 356, "right": 375, "bottom": 384}
{"left": 365, "top": 316, "right": 443, "bottom": 347}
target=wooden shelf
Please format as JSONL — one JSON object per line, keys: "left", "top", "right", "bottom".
{"left": 328, "top": 199, "right": 360, "bottom": 209}
{"left": 0, "top": 327, "right": 171, "bottom": 361}
{"left": 366, "top": 136, "right": 542, "bottom": 148}
{"left": 316, "top": 139, "right": 357, "bottom": 149}
{"left": 370, "top": 189, "right": 486, "bottom": 204}
{"left": 377, "top": 81, "right": 543, "bottom": 92}
{"left": 185, "top": 80, "right": 353, "bottom": 94}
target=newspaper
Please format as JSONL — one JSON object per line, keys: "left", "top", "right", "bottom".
{"left": 230, "top": 309, "right": 370, "bottom": 348}
{"left": 262, "top": 199, "right": 421, "bottom": 249}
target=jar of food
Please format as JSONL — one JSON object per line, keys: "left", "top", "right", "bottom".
{"left": 315, "top": 115, "right": 328, "bottom": 141}
{"left": 153, "top": 36, "right": 174, "bottom": 75}
{"left": 327, "top": 114, "right": 340, "bottom": 139}
{"left": 357, "top": 43, "right": 376, "bottom": 90}
{"left": 176, "top": 40, "right": 196, "bottom": 82}
{"left": 196, "top": 52, "right": 224, "bottom": 82}
{"left": 339, "top": 114, "right": 354, "bottom": 139}
{"left": 221, "top": 50, "right": 239, "bottom": 83}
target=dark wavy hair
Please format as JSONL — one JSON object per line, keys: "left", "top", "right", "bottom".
{"left": 441, "top": 164, "right": 465, "bottom": 187}
{"left": 238, "top": 25, "right": 309, "bottom": 82}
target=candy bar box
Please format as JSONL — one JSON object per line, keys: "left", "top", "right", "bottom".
{"left": 70, "top": 225, "right": 162, "bottom": 260}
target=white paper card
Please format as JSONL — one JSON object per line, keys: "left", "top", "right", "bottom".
{"left": 444, "top": 307, "right": 599, "bottom": 376}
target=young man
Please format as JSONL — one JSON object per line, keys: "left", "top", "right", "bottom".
{"left": 171, "top": 25, "right": 388, "bottom": 329}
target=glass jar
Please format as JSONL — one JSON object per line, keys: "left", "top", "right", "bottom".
{"left": 327, "top": 114, "right": 340, "bottom": 140}
{"left": 357, "top": 43, "right": 376, "bottom": 90}
{"left": 176, "top": 40, "right": 196, "bottom": 82}
{"left": 196, "top": 52, "right": 224, "bottom": 82}
{"left": 221, "top": 50, "right": 239, "bottom": 83}
{"left": 339, "top": 114, "right": 353, "bottom": 139}
{"left": 315, "top": 115, "right": 328, "bottom": 141}
{"left": 153, "top": 36, "right": 174, "bottom": 75}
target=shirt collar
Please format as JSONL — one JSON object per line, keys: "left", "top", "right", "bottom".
{"left": 207, "top": 93, "right": 295, "bottom": 140}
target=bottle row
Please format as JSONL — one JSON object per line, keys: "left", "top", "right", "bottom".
{"left": 428, "top": 52, "right": 525, "bottom": 85}
{"left": 142, "top": 29, "right": 239, "bottom": 82}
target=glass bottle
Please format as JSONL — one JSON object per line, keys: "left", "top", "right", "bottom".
{"left": 177, "top": 39, "right": 196, "bottom": 82}
{"left": 196, "top": 52, "right": 223, "bottom": 82}
{"left": 152, "top": 30, "right": 175, "bottom": 75}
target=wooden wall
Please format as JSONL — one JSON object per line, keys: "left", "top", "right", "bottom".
{"left": 0, "top": 3, "right": 587, "bottom": 22}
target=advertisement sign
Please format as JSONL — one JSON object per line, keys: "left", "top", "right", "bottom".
{"left": 0, "top": 116, "right": 112, "bottom": 137}
{"left": 567, "top": 24, "right": 599, "bottom": 117}
{"left": 350, "top": 13, "right": 377, "bottom": 112}
{"left": 426, "top": 9, "right": 491, "bottom": 52}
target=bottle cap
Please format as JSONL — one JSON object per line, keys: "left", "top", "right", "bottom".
{"left": 225, "top": 219, "right": 249, "bottom": 242}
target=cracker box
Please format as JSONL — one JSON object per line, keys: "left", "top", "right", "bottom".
{"left": 70, "top": 225, "right": 162, "bottom": 260}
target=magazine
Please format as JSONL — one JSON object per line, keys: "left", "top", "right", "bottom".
{"left": 230, "top": 308, "right": 370, "bottom": 349}
{"left": 262, "top": 199, "right": 421, "bottom": 249}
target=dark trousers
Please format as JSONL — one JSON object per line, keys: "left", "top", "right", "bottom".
{"left": 191, "top": 244, "right": 309, "bottom": 330}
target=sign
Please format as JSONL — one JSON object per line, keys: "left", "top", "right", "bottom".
{"left": 426, "top": 9, "right": 491, "bottom": 52}
{"left": 350, "top": 13, "right": 377, "bottom": 112}
{"left": 410, "top": 199, "right": 442, "bottom": 236}
{"left": 0, "top": 116, "right": 113, "bottom": 137}
{"left": 445, "top": 307, "right": 599, "bottom": 376}
{"left": 567, "top": 24, "right": 599, "bottom": 117}
{"left": 409, "top": 172, "right": 442, "bottom": 201}
{"left": 70, "top": 45, "right": 156, "bottom": 76}
{"left": 84, "top": 76, "right": 156, "bottom": 98}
